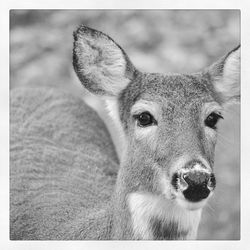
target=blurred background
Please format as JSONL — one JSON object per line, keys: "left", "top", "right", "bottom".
{"left": 10, "top": 10, "right": 240, "bottom": 240}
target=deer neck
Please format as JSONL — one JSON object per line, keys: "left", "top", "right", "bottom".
{"left": 110, "top": 151, "right": 202, "bottom": 240}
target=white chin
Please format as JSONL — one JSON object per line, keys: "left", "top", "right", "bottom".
{"left": 176, "top": 198, "right": 208, "bottom": 211}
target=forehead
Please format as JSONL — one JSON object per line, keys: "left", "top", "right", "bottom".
{"left": 140, "top": 73, "right": 214, "bottom": 106}
{"left": 119, "top": 73, "right": 216, "bottom": 126}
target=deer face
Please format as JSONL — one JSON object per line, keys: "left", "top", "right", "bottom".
{"left": 73, "top": 26, "right": 240, "bottom": 213}
{"left": 119, "top": 73, "right": 222, "bottom": 210}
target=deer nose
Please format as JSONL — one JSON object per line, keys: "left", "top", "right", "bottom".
{"left": 182, "top": 171, "right": 215, "bottom": 202}
{"left": 171, "top": 163, "right": 216, "bottom": 202}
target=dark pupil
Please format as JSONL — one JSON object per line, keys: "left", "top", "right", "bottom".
{"left": 205, "top": 112, "right": 220, "bottom": 129}
{"left": 138, "top": 112, "right": 153, "bottom": 126}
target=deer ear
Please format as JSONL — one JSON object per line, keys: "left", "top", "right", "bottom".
{"left": 73, "top": 26, "right": 136, "bottom": 97}
{"left": 206, "top": 45, "right": 240, "bottom": 104}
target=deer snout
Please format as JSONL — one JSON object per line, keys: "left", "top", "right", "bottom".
{"left": 182, "top": 171, "right": 215, "bottom": 202}
{"left": 171, "top": 162, "right": 216, "bottom": 203}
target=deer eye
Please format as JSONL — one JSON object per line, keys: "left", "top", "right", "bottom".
{"left": 133, "top": 112, "right": 157, "bottom": 127}
{"left": 205, "top": 112, "right": 223, "bottom": 129}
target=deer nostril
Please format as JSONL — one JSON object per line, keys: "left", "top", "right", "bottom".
{"left": 182, "top": 173, "right": 187, "bottom": 180}
{"left": 180, "top": 173, "right": 188, "bottom": 190}
{"left": 171, "top": 172, "right": 189, "bottom": 191}
{"left": 207, "top": 173, "right": 216, "bottom": 190}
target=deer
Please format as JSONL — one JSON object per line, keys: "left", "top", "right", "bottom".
{"left": 10, "top": 25, "right": 240, "bottom": 240}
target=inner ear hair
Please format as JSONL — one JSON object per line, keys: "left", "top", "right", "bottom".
{"left": 73, "top": 25, "right": 137, "bottom": 97}
{"left": 206, "top": 45, "right": 240, "bottom": 104}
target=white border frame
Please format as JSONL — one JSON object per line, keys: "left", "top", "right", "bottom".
{"left": 1, "top": 1, "right": 250, "bottom": 249}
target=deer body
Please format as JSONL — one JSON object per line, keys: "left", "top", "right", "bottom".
{"left": 10, "top": 87, "right": 117, "bottom": 240}
{"left": 10, "top": 26, "right": 240, "bottom": 240}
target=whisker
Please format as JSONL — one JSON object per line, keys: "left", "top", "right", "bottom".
{"left": 206, "top": 203, "right": 216, "bottom": 214}
{"left": 216, "top": 132, "right": 234, "bottom": 146}
{"left": 223, "top": 107, "right": 240, "bottom": 117}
